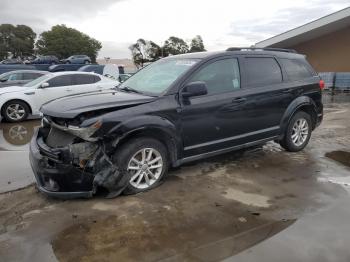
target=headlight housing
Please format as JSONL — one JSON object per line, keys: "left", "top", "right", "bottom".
{"left": 51, "top": 119, "right": 102, "bottom": 142}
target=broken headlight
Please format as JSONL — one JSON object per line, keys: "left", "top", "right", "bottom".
{"left": 52, "top": 119, "right": 102, "bottom": 142}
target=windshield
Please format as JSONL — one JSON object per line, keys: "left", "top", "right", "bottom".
{"left": 24, "top": 74, "right": 52, "bottom": 87}
{"left": 119, "top": 58, "right": 200, "bottom": 95}
{"left": 0, "top": 72, "right": 11, "bottom": 81}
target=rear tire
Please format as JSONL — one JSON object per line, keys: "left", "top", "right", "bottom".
{"left": 1, "top": 100, "right": 29, "bottom": 123}
{"left": 279, "top": 111, "right": 312, "bottom": 152}
{"left": 113, "top": 137, "right": 169, "bottom": 195}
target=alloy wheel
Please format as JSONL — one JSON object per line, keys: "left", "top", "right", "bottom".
{"left": 291, "top": 118, "right": 309, "bottom": 146}
{"left": 6, "top": 104, "right": 26, "bottom": 121}
{"left": 127, "top": 148, "right": 163, "bottom": 189}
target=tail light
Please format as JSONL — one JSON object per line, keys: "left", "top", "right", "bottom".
{"left": 319, "top": 80, "right": 325, "bottom": 90}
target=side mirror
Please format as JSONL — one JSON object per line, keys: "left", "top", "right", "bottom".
{"left": 40, "top": 82, "right": 49, "bottom": 88}
{"left": 182, "top": 81, "right": 208, "bottom": 98}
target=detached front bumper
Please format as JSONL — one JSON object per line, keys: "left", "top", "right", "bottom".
{"left": 29, "top": 129, "right": 94, "bottom": 199}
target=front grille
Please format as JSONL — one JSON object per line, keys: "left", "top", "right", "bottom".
{"left": 46, "top": 127, "right": 76, "bottom": 147}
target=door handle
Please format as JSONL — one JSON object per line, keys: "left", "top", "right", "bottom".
{"left": 232, "top": 97, "right": 246, "bottom": 103}
{"left": 66, "top": 88, "right": 73, "bottom": 91}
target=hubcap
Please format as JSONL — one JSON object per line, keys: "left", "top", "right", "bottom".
{"left": 291, "top": 118, "right": 309, "bottom": 146}
{"left": 127, "top": 148, "right": 163, "bottom": 189}
{"left": 6, "top": 104, "right": 25, "bottom": 121}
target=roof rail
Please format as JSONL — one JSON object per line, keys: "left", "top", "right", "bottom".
{"left": 226, "top": 47, "right": 297, "bottom": 53}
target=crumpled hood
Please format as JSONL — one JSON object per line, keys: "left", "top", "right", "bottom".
{"left": 41, "top": 90, "right": 156, "bottom": 118}
{"left": 0, "top": 85, "right": 28, "bottom": 94}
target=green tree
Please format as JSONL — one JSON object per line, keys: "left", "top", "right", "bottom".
{"left": 189, "top": 35, "right": 206, "bottom": 53}
{"left": 129, "top": 39, "right": 162, "bottom": 68}
{"left": 162, "top": 36, "right": 189, "bottom": 56}
{"left": 0, "top": 24, "right": 36, "bottom": 59}
{"left": 36, "top": 25, "right": 102, "bottom": 62}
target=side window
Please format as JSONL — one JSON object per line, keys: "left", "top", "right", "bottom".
{"left": 188, "top": 58, "right": 240, "bottom": 95}
{"left": 280, "top": 59, "right": 313, "bottom": 81}
{"left": 23, "top": 73, "right": 43, "bottom": 80}
{"left": 8, "top": 73, "right": 23, "bottom": 81}
{"left": 47, "top": 75, "right": 73, "bottom": 87}
{"left": 73, "top": 74, "right": 97, "bottom": 85}
{"left": 94, "top": 75, "right": 101, "bottom": 82}
{"left": 245, "top": 57, "right": 282, "bottom": 86}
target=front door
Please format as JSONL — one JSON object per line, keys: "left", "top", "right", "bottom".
{"left": 180, "top": 57, "right": 247, "bottom": 157}
{"left": 34, "top": 75, "right": 80, "bottom": 109}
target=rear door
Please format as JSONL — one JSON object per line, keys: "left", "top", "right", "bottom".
{"left": 238, "top": 56, "right": 296, "bottom": 138}
{"left": 71, "top": 74, "right": 102, "bottom": 92}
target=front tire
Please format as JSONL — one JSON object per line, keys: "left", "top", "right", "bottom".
{"left": 113, "top": 137, "right": 169, "bottom": 195}
{"left": 280, "top": 111, "right": 312, "bottom": 152}
{"left": 1, "top": 100, "right": 29, "bottom": 123}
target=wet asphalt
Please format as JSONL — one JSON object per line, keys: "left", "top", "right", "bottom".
{"left": 0, "top": 92, "right": 350, "bottom": 261}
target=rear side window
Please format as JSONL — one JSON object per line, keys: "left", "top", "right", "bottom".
{"left": 94, "top": 75, "right": 101, "bottom": 82}
{"left": 73, "top": 74, "right": 98, "bottom": 85}
{"left": 245, "top": 57, "right": 282, "bottom": 86}
{"left": 47, "top": 75, "right": 73, "bottom": 87}
{"left": 188, "top": 58, "right": 241, "bottom": 95}
{"left": 280, "top": 59, "right": 313, "bottom": 81}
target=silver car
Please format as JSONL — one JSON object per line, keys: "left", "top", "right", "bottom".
{"left": 0, "top": 70, "right": 48, "bottom": 88}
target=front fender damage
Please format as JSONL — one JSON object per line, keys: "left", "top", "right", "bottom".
{"left": 89, "top": 146, "right": 131, "bottom": 198}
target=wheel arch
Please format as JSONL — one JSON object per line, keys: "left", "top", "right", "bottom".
{"left": 115, "top": 127, "right": 180, "bottom": 167}
{"left": 279, "top": 96, "right": 317, "bottom": 139}
{"left": 107, "top": 116, "right": 182, "bottom": 167}
{"left": 1, "top": 98, "right": 33, "bottom": 117}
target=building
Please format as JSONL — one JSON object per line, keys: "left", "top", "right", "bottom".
{"left": 255, "top": 7, "right": 350, "bottom": 72}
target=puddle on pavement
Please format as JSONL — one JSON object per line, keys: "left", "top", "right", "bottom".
{"left": 51, "top": 213, "right": 294, "bottom": 262}
{"left": 0, "top": 120, "right": 40, "bottom": 193}
{"left": 326, "top": 151, "right": 350, "bottom": 168}
{"left": 0, "top": 120, "right": 40, "bottom": 150}
{"left": 222, "top": 188, "right": 271, "bottom": 208}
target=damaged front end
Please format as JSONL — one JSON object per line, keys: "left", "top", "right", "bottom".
{"left": 29, "top": 116, "right": 129, "bottom": 199}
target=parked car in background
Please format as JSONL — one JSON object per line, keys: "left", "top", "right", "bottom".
{"left": 0, "top": 70, "right": 48, "bottom": 88}
{"left": 29, "top": 48, "right": 323, "bottom": 198}
{"left": 79, "top": 64, "right": 121, "bottom": 80}
{"left": 119, "top": 73, "right": 132, "bottom": 83}
{"left": 61, "top": 55, "right": 91, "bottom": 64}
{"left": 30, "top": 56, "right": 60, "bottom": 65}
{"left": 0, "top": 71, "right": 119, "bottom": 122}
{"left": 0, "top": 58, "right": 23, "bottom": 65}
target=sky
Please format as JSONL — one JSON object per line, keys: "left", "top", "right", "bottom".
{"left": 0, "top": 0, "right": 349, "bottom": 59}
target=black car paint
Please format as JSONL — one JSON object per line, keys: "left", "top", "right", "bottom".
{"left": 29, "top": 50, "right": 323, "bottom": 198}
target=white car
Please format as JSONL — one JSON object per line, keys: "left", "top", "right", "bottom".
{"left": 0, "top": 71, "right": 119, "bottom": 122}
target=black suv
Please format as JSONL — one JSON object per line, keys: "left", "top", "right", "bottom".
{"left": 29, "top": 48, "right": 323, "bottom": 198}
